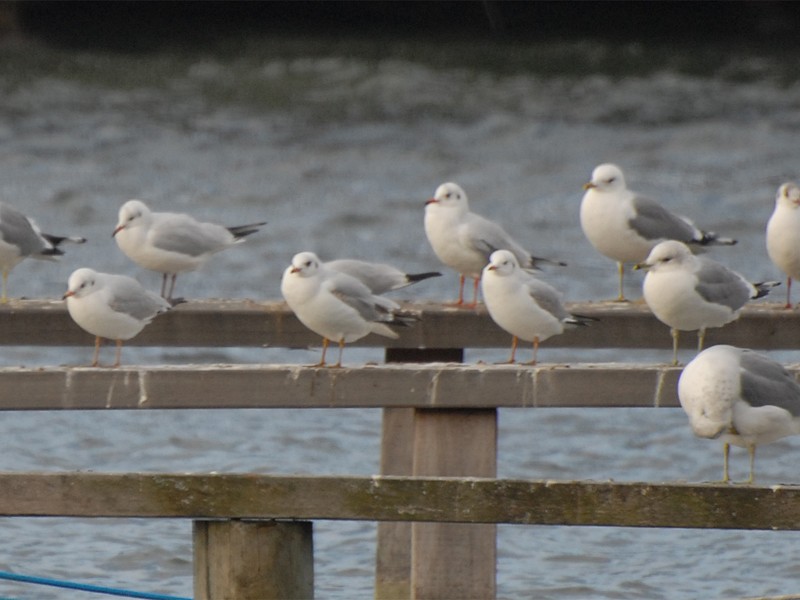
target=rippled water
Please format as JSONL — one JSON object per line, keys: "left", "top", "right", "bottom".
{"left": 1, "top": 35, "right": 800, "bottom": 598}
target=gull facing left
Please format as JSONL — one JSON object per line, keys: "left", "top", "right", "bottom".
{"left": 113, "top": 199, "right": 266, "bottom": 300}
{"left": 481, "top": 250, "right": 593, "bottom": 364}
{"left": 678, "top": 344, "right": 800, "bottom": 483}
{"left": 581, "top": 163, "right": 736, "bottom": 302}
{"left": 424, "top": 182, "right": 565, "bottom": 308}
{"left": 635, "top": 240, "right": 777, "bottom": 366}
{"left": 63, "top": 268, "right": 174, "bottom": 367}
{"left": 281, "top": 252, "right": 417, "bottom": 367}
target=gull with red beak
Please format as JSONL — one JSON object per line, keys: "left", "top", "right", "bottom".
{"left": 63, "top": 267, "right": 174, "bottom": 367}
{"left": 281, "top": 251, "right": 418, "bottom": 367}
{"left": 481, "top": 250, "right": 594, "bottom": 365}
{"left": 424, "top": 182, "right": 565, "bottom": 308}
{"left": 766, "top": 182, "right": 800, "bottom": 308}
{"left": 113, "top": 199, "right": 266, "bottom": 300}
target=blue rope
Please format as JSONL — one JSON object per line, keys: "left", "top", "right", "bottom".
{"left": 0, "top": 570, "right": 191, "bottom": 600}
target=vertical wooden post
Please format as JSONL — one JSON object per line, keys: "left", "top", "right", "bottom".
{"left": 411, "top": 409, "right": 497, "bottom": 599}
{"left": 376, "top": 348, "right": 464, "bottom": 600}
{"left": 194, "top": 519, "right": 313, "bottom": 600}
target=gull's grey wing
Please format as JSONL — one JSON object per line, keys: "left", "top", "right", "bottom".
{"left": 149, "top": 214, "right": 230, "bottom": 257}
{"left": 0, "top": 203, "right": 49, "bottom": 256}
{"left": 108, "top": 277, "right": 170, "bottom": 321}
{"left": 463, "top": 213, "right": 531, "bottom": 264}
{"left": 327, "top": 271, "right": 398, "bottom": 322}
{"left": 629, "top": 196, "right": 699, "bottom": 242}
{"left": 740, "top": 350, "right": 800, "bottom": 416}
{"left": 327, "top": 259, "right": 405, "bottom": 294}
{"left": 693, "top": 259, "right": 752, "bottom": 310}
{"left": 525, "top": 276, "right": 570, "bottom": 321}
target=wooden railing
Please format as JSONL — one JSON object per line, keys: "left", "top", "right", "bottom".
{"left": 0, "top": 300, "right": 797, "bottom": 599}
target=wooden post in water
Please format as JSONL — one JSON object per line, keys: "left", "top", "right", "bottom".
{"left": 377, "top": 347, "right": 465, "bottom": 599}
{"left": 194, "top": 519, "right": 313, "bottom": 599}
{"left": 411, "top": 408, "right": 497, "bottom": 599}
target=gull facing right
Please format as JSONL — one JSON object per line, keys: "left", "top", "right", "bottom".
{"left": 678, "top": 344, "right": 800, "bottom": 483}
{"left": 766, "top": 181, "right": 800, "bottom": 308}
{"left": 281, "top": 252, "right": 417, "bottom": 367}
{"left": 424, "top": 182, "right": 565, "bottom": 308}
{"left": 580, "top": 163, "right": 736, "bottom": 301}
{"left": 0, "top": 202, "right": 86, "bottom": 303}
{"left": 635, "top": 240, "right": 777, "bottom": 366}
{"left": 481, "top": 250, "right": 594, "bottom": 365}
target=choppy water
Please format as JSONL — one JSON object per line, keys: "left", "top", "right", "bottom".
{"left": 1, "top": 35, "right": 800, "bottom": 598}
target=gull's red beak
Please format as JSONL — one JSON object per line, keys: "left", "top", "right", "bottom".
{"left": 62, "top": 290, "right": 75, "bottom": 300}
{"left": 112, "top": 225, "right": 124, "bottom": 237}
{"left": 425, "top": 198, "right": 438, "bottom": 206}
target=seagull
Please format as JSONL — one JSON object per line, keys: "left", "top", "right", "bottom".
{"left": 481, "top": 250, "right": 594, "bottom": 364}
{"left": 634, "top": 240, "right": 778, "bottom": 366}
{"left": 63, "top": 268, "right": 175, "bottom": 367}
{"left": 280, "top": 252, "right": 418, "bottom": 367}
{"left": 424, "top": 182, "right": 565, "bottom": 308}
{"left": 678, "top": 344, "right": 800, "bottom": 483}
{"left": 0, "top": 202, "right": 86, "bottom": 303}
{"left": 112, "top": 199, "right": 266, "bottom": 300}
{"left": 324, "top": 258, "right": 441, "bottom": 295}
{"left": 580, "top": 163, "right": 736, "bottom": 302}
{"left": 766, "top": 182, "right": 800, "bottom": 308}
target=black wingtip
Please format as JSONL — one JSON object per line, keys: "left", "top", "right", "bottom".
{"left": 406, "top": 271, "right": 442, "bottom": 283}
{"left": 228, "top": 222, "right": 267, "bottom": 239}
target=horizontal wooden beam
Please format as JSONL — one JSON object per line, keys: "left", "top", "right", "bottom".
{"left": 0, "top": 300, "right": 795, "bottom": 349}
{"left": 0, "top": 472, "right": 798, "bottom": 530}
{"left": 0, "top": 363, "right": 687, "bottom": 410}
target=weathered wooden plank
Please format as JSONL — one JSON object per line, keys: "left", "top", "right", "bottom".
{"left": 1, "top": 473, "right": 800, "bottom": 530}
{"left": 0, "top": 300, "right": 796, "bottom": 349}
{"left": 0, "top": 363, "right": 689, "bottom": 410}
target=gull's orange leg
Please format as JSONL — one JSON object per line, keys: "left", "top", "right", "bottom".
{"left": 313, "top": 338, "right": 330, "bottom": 367}
{"left": 523, "top": 337, "right": 540, "bottom": 366}
{"left": 113, "top": 340, "right": 123, "bottom": 368}
{"left": 91, "top": 336, "right": 102, "bottom": 367}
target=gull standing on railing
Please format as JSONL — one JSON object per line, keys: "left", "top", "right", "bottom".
{"left": 63, "top": 268, "right": 178, "bottom": 367}
{"left": 678, "top": 344, "right": 800, "bottom": 483}
{"left": 481, "top": 250, "right": 595, "bottom": 364}
{"left": 580, "top": 163, "right": 736, "bottom": 302}
{"left": 424, "top": 182, "right": 565, "bottom": 308}
{"left": 634, "top": 240, "right": 777, "bottom": 366}
{"left": 113, "top": 199, "right": 266, "bottom": 300}
{"left": 281, "top": 252, "right": 418, "bottom": 367}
